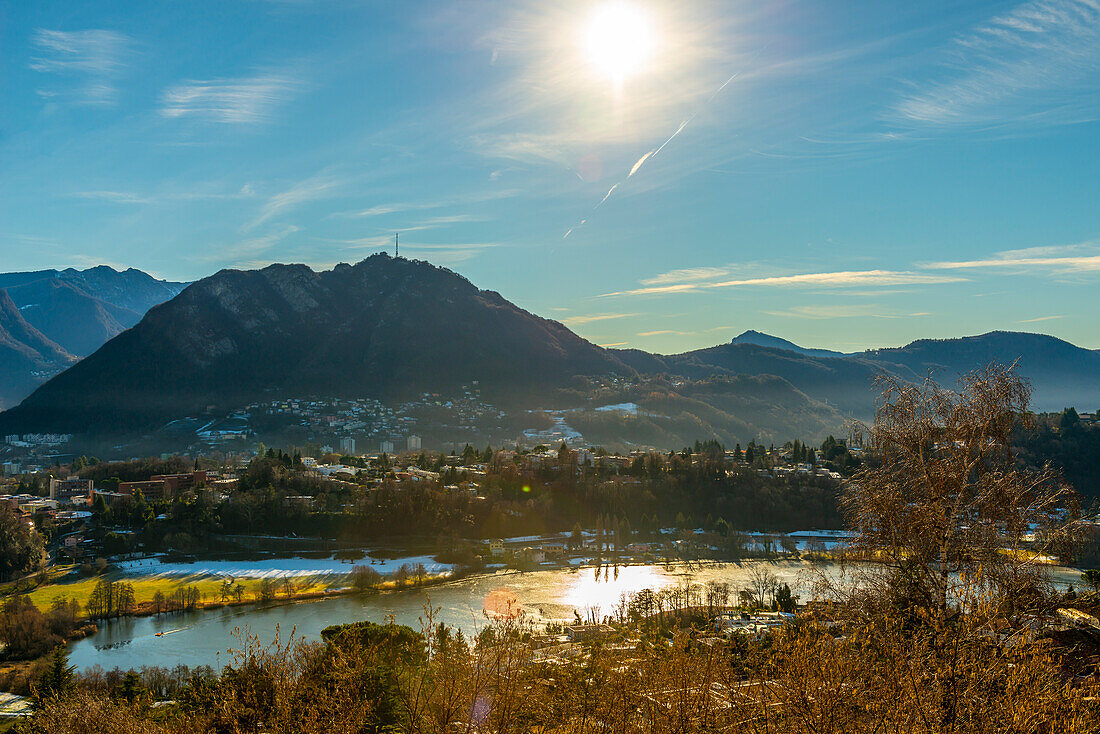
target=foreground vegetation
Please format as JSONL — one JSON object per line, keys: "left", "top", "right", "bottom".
{"left": 21, "top": 581, "right": 1100, "bottom": 734}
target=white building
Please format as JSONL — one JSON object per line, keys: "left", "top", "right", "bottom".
{"left": 407, "top": 435, "right": 422, "bottom": 451}
{"left": 339, "top": 437, "right": 356, "bottom": 455}
{"left": 380, "top": 440, "right": 395, "bottom": 454}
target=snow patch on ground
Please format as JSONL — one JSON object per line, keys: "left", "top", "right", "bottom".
{"left": 118, "top": 554, "right": 453, "bottom": 579}
{"left": 595, "top": 402, "right": 639, "bottom": 414}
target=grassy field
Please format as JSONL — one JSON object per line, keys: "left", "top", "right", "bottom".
{"left": 20, "top": 567, "right": 348, "bottom": 612}
{"left": 10, "top": 563, "right": 454, "bottom": 617}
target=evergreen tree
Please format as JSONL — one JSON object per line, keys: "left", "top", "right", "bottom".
{"left": 775, "top": 583, "right": 797, "bottom": 612}
{"left": 569, "top": 522, "right": 584, "bottom": 550}
{"left": 1060, "top": 407, "right": 1080, "bottom": 431}
{"left": 117, "top": 671, "right": 144, "bottom": 702}
{"left": 35, "top": 645, "right": 75, "bottom": 701}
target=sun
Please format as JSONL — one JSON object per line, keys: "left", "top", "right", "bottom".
{"left": 583, "top": 2, "right": 656, "bottom": 85}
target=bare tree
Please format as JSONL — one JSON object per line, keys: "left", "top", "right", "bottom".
{"left": 704, "top": 581, "right": 730, "bottom": 616}
{"left": 349, "top": 564, "right": 382, "bottom": 592}
{"left": 746, "top": 566, "right": 778, "bottom": 609}
{"left": 842, "top": 364, "right": 1081, "bottom": 622}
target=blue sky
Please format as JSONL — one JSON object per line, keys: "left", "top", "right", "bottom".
{"left": 1, "top": 0, "right": 1098, "bottom": 352}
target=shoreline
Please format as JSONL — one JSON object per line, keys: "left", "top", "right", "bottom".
{"left": 0, "top": 556, "right": 1083, "bottom": 691}
{"left": 11, "top": 549, "right": 1085, "bottom": 632}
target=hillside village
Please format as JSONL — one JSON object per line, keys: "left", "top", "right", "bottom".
{"left": 0, "top": 434, "right": 863, "bottom": 572}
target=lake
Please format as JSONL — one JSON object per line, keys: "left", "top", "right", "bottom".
{"left": 66, "top": 560, "right": 1084, "bottom": 671}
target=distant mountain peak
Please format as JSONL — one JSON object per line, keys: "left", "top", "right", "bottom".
{"left": 0, "top": 289, "right": 74, "bottom": 409}
{"left": 0, "top": 265, "right": 190, "bottom": 406}
{"left": 729, "top": 330, "right": 843, "bottom": 359}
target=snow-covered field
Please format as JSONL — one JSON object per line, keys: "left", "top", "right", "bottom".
{"left": 595, "top": 402, "right": 639, "bottom": 414}
{"left": 118, "top": 554, "right": 453, "bottom": 579}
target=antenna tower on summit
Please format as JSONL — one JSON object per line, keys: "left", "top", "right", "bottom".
{"left": 395, "top": 232, "right": 399, "bottom": 258}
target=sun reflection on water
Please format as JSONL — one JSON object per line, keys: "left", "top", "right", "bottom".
{"left": 562, "top": 564, "right": 670, "bottom": 617}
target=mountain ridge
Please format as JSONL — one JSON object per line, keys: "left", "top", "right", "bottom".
{"left": 3, "top": 279, "right": 142, "bottom": 356}
{"left": 1, "top": 259, "right": 1096, "bottom": 444}
{"left": 0, "top": 290, "right": 75, "bottom": 409}
{"left": 0, "top": 265, "right": 188, "bottom": 406}
{"left": 653, "top": 329, "right": 1100, "bottom": 414}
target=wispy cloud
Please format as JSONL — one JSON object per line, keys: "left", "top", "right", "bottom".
{"left": 393, "top": 214, "right": 487, "bottom": 233}
{"left": 637, "top": 329, "right": 693, "bottom": 336}
{"left": 160, "top": 72, "right": 300, "bottom": 124}
{"left": 30, "top": 29, "right": 132, "bottom": 106}
{"left": 925, "top": 242, "right": 1100, "bottom": 272}
{"left": 69, "top": 185, "right": 259, "bottom": 206}
{"left": 194, "top": 225, "right": 300, "bottom": 264}
{"left": 395, "top": 243, "right": 500, "bottom": 265}
{"left": 891, "top": 0, "right": 1100, "bottom": 128}
{"left": 342, "top": 203, "right": 421, "bottom": 218}
{"left": 334, "top": 190, "right": 518, "bottom": 220}
{"left": 559, "top": 312, "right": 640, "bottom": 326}
{"left": 640, "top": 266, "right": 731, "bottom": 286}
{"left": 762, "top": 305, "right": 932, "bottom": 320}
{"left": 249, "top": 173, "right": 343, "bottom": 228}
{"left": 1018, "top": 314, "right": 1064, "bottom": 323}
{"left": 603, "top": 269, "right": 966, "bottom": 297}
{"left": 69, "top": 190, "right": 153, "bottom": 204}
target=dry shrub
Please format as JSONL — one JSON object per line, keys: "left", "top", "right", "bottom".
{"left": 27, "top": 689, "right": 183, "bottom": 734}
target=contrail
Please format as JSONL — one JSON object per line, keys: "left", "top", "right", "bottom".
{"left": 651, "top": 116, "right": 692, "bottom": 159}
{"left": 707, "top": 67, "right": 746, "bottom": 102}
{"left": 564, "top": 50, "right": 763, "bottom": 236}
{"left": 595, "top": 183, "right": 618, "bottom": 208}
{"left": 638, "top": 68, "right": 746, "bottom": 169}
{"left": 628, "top": 151, "right": 653, "bottom": 177}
